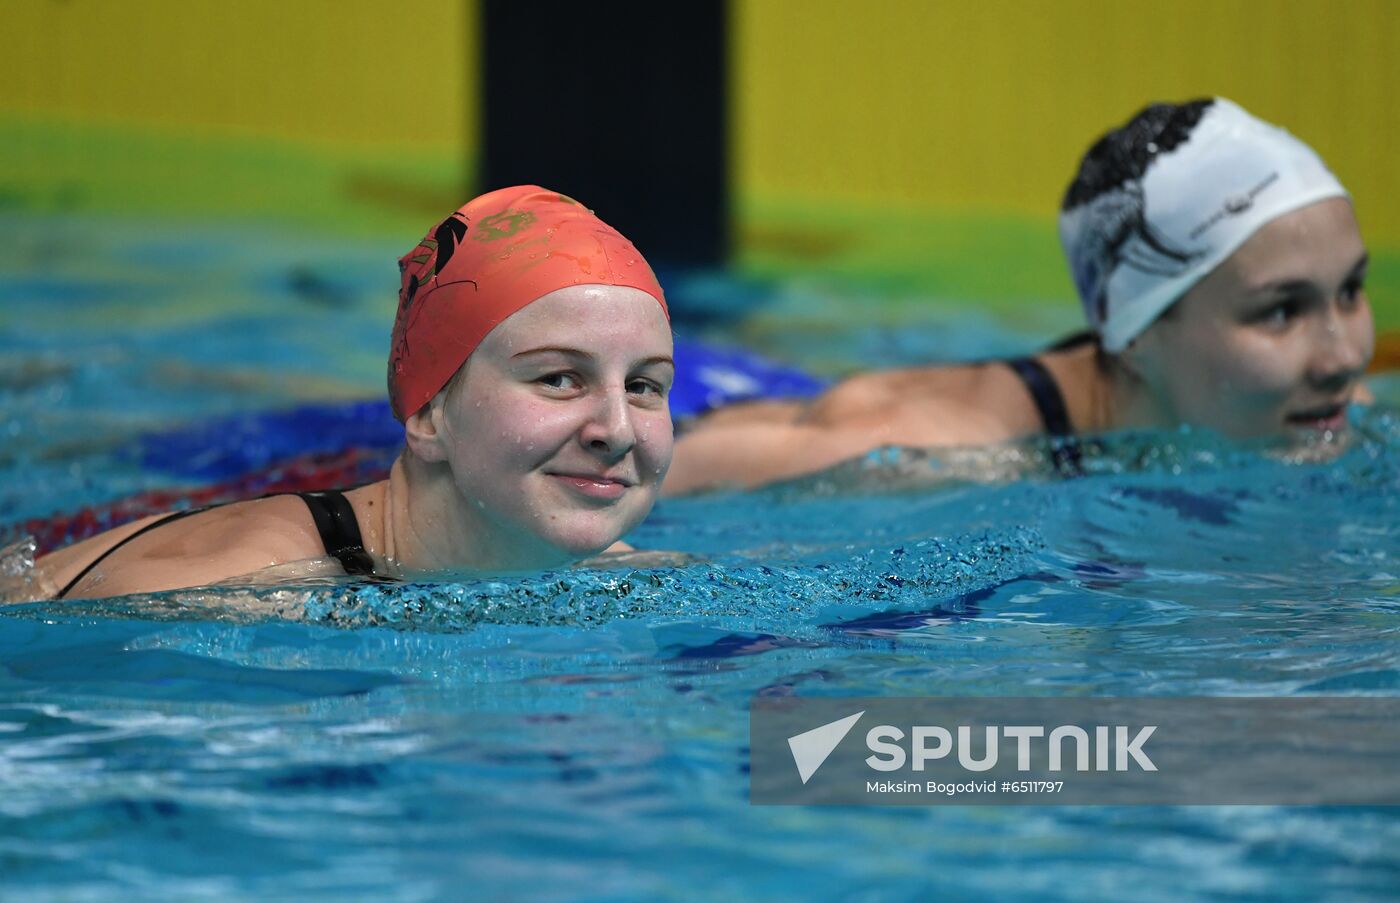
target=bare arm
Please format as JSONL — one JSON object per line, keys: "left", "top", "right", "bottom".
{"left": 664, "top": 420, "right": 892, "bottom": 495}
{"left": 663, "top": 362, "right": 1045, "bottom": 494}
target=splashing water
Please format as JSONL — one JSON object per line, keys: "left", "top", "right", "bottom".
{"left": 2, "top": 214, "right": 1398, "bottom": 901}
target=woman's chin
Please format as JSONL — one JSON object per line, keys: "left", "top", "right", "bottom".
{"left": 540, "top": 505, "right": 650, "bottom": 558}
{"left": 534, "top": 526, "right": 628, "bottom": 563}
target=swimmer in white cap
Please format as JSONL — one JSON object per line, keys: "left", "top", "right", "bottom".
{"left": 665, "top": 98, "right": 1375, "bottom": 493}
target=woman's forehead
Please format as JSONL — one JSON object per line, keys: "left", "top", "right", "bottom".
{"left": 482, "top": 285, "right": 672, "bottom": 356}
{"left": 1225, "top": 198, "right": 1365, "bottom": 285}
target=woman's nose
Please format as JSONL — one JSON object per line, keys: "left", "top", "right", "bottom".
{"left": 579, "top": 389, "right": 636, "bottom": 457}
{"left": 1307, "top": 309, "right": 1369, "bottom": 391}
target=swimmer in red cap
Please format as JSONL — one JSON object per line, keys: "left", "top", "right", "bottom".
{"left": 35, "top": 186, "right": 674, "bottom": 600}
{"left": 666, "top": 99, "right": 1373, "bottom": 492}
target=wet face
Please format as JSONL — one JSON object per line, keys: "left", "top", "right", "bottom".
{"left": 431, "top": 285, "right": 673, "bottom": 565}
{"left": 1125, "top": 198, "right": 1373, "bottom": 441}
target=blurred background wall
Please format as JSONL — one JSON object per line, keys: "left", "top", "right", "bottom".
{"left": 0, "top": 0, "right": 470, "bottom": 234}
{"left": 2, "top": 0, "right": 1396, "bottom": 327}
{"left": 735, "top": 0, "right": 1399, "bottom": 327}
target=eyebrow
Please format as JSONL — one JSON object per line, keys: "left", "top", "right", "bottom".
{"left": 1251, "top": 253, "right": 1369, "bottom": 295}
{"left": 511, "top": 346, "right": 675, "bottom": 368}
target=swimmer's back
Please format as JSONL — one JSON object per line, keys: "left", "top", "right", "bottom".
{"left": 34, "top": 495, "right": 335, "bottom": 600}
{"left": 665, "top": 344, "right": 1096, "bottom": 494}
{"left": 797, "top": 360, "right": 1045, "bottom": 443}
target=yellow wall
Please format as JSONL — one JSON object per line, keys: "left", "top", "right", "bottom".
{"left": 734, "top": 0, "right": 1400, "bottom": 246}
{"left": 1, "top": 0, "right": 470, "bottom": 152}
{"left": 0, "top": 0, "right": 472, "bottom": 233}
{"left": 1, "top": 0, "right": 1395, "bottom": 254}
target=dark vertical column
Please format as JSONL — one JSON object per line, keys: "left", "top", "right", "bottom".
{"left": 479, "top": 0, "right": 728, "bottom": 268}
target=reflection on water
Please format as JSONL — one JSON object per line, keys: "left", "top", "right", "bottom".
{"left": 2, "top": 215, "right": 1399, "bottom": 901}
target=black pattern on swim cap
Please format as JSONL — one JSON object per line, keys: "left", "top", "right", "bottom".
{"left": 1062, "top": 99, "right": 1214, "bottom": 211}
{"left": 432, "top": 212, "right": 470, "bottom": 276}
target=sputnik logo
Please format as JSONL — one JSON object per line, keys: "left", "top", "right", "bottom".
{"left": 787, "top": 711, "right": 864, "bottom": 784}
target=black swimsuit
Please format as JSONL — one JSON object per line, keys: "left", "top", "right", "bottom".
{"left": 1003, "top": 355, "right": 1084, "bottom": 474}
{"left": 54, "top": 490, "right": 376, "bottom": 600}
{"left": 1005, "top": 356, "right": 1072, "bottom": 437}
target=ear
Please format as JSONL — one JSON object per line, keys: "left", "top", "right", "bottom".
{"left": 403, "top": 393, "right": 450, "bottom": 463}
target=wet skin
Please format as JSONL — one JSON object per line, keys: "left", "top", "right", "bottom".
{"left": 663, "top": 199, "right": 1373, "bottom": 495}
{"left": 1119, "top": 197, "right": 1372, "bottom": 440}
{"left": 404, "top": 284, "right": 675, "bottom": 568}
{"left": 34, "top": 285, "right": 674, "bottom": 599}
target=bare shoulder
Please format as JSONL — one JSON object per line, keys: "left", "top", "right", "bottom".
{"left": 800, "top": 362, "right": 1042, "bottom": 445}
{"left": 667, "top": 419, "right": 875, "bottom": 494}
{"left": 664, "top": 357, "right": 1069, "bottom": 494}
{"left": 798, "top": 367, "right": 936, "bottom": 426}
{"left": 46, "top": 495, "right": 326, "bottom": 600}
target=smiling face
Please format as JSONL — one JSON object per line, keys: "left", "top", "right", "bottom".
{"left": 1122, "top": 198, "right": 1373, "bottom": 441}
{"left": 422, "top": 284, "right": 673, "bottom": 566}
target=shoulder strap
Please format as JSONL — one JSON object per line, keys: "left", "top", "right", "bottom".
{"left": 1005, "top": 356, "right": 1085, "bottom": 476}
{"left": 56, "top": 492, "right": 381, "bottom": 598}
{"left": 1005, "top": 356, "right": 1073, "bottom": 437}
{"left": 297, "top": 491, "right": 376, "bottom": 576}
{"left": 54, "top": 507, "right": 208, "bottom": 599}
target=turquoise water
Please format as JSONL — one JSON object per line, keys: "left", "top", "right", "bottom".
{"left": 2, "top": 214, "right": 1400, "bottom": 901}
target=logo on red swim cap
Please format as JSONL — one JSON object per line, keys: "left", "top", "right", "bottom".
{"left": 387, "top": 186, "right": 668, "bottom": 421}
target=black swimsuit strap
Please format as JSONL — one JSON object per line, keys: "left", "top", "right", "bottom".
{"left": 54, "top": 506, "right": 210, "bottom": 599}
{"left": 296, "top": 490, "right": 377, "bottom": 576}
{"left": 1005, "top": 356, "right": 1072, "bottom": 437}
{"left": 54, "top": 491, "right": 380, "bottom": 599}
{"left": 1004, "top": 356, "right": 1084, "bottom": 475}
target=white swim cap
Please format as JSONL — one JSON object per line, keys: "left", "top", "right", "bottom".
{"left": 1058, "top": 98, "right": 1349, "bottom": 353}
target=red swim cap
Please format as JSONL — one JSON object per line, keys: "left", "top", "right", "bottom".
{"left": 387, "top": 185, "right": 668, "bottom": 421}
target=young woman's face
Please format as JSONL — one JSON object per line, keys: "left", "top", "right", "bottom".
{"left": 437, "top": 285, "right": 674, "bottom": 563}
{"left": 1127, "top": 198, "right": 1373, "bottom": 441}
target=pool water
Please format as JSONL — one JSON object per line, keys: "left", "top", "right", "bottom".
{"left": 2, "top": 213, "right": 1399, "bottom": 901}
